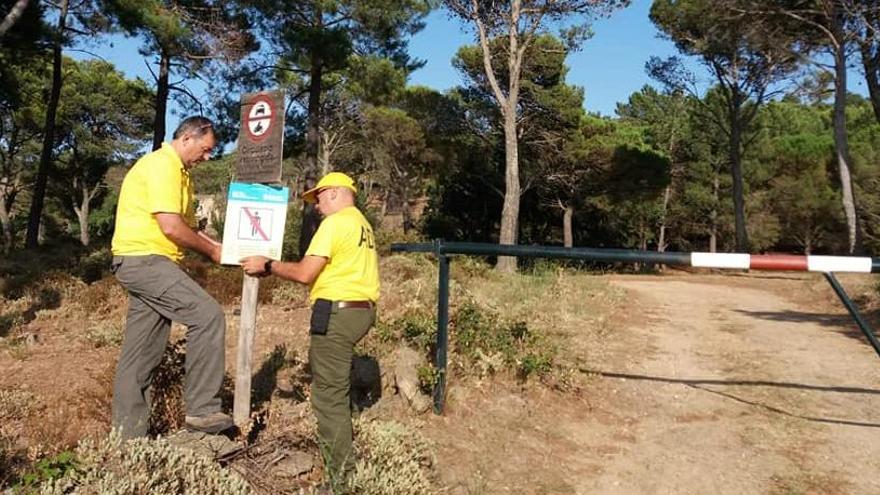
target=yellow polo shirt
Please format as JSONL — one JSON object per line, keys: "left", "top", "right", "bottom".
{"left": 111, "top": 143, "right": 195, "bottom": 262}
{"left": 305, "top": 206, "right": 380, "bottom": 304}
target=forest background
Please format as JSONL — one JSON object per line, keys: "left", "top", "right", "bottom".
{"left": 3, "top": 0, "right": 880, "bottom": 265}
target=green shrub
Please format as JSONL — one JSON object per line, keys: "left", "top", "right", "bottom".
{"left": 83, "top": 321, "right": 124, "bottom": 348}
{"left": 17, "top": 450, "right": 77, "bottom": 490}
{"left": 452, "top": 301, "right": 556, "bottom": 381}
{"left": 0, "top": 312, "right": 25, "bottom": 337}
{"left": 281, "top": 201, "right": 303, "bottom": 262}
{"left": 346, "top": 419, "right": 435, "bottom": 495}
{"left": 362, "top": 308, "right": 436, "bottom": 359}
{"left": 366, "top": 300, "right": 556, "bottom": 383}
{"left": 39, "top": 431, "right": 250, "bottom": 494}
{"left": 77, "top": 248, "right": 112, "bottom": 284}
{"left": 416, "top": 364, "right": 439, "bottom": 395}
{"left": 399, "top": 311, "right": 437, "bottom": 352}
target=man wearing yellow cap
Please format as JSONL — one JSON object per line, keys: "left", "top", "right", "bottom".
{"left": 241, "top": 171, "right": 379, "bottom": 484}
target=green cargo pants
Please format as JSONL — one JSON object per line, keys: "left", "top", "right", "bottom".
{"left": 309, "top": 303, "right": 376, "bottom": 482}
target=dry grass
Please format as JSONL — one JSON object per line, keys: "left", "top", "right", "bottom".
{"left": 0, "top": 389, "right": 37, "bottom": 485}
{"left": 76, "top": 276, "right": 127, "bottom": 317}
{"left": 2, "top": 244, "right": 629, "bottom": 493}
{"left": 377, "top": 254, "right": 441, "bottom": 322}
{"left": 83, "top": 320, "right": 125, "bottom": 348}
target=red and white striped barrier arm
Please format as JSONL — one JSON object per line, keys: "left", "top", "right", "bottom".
{"left": 691, "top": 253, "right": 876, "bottom": 273}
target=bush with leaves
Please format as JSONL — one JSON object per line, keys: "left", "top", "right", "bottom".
{"left": 39, "top": 431, "right": 250, "bottom": 494}
{"left": 346, "top": 418, "right": 435, "bottom": 495}
{"left": 452, "top": 301, "right": 555, "bottom": 381}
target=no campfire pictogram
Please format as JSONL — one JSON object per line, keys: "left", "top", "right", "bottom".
{"left": 245, "top": 95, "right": 274, "bottom": 142}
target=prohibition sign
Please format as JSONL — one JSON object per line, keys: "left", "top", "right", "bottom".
{"left": 245, "top": 94, "right": 275, "bottom": 143}
{"left": 241, "top": 206, "right": 270, "bottom": 241}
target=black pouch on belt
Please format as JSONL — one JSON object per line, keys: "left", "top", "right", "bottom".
{"left": 310, "top": 298, "right": 333, "bottom": 335}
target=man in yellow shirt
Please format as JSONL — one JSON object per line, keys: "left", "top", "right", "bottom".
{"left": 241, "top": 172, "right": 379, "bottom": 485}
{"left": 111, "top": 116, "right": 232, "bottom": 438}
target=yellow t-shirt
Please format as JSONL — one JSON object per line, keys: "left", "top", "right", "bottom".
{"left": 305, "top": 206, "right": 380, "bottom": 304}
{"left": 111, "top": 143, "right": 195, "bottom": 262}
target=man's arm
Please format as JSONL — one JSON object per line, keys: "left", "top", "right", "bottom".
{"left": 155, "top": 212, "right": 221, "bottom": 263}
{"left": 240, "top": 255, "right": 327, "bottom": 284}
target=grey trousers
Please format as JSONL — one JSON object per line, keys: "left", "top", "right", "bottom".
{"left": 111, "top": 255, "right": 226, "bottom": 438}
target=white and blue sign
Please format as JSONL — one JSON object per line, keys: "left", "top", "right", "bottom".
{"left": 220, "top": 182, "right": 289, "bottom": 265}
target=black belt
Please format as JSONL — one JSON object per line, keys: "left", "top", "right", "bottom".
{"left": 336, "top": 300, "right": 374, "bottom": 309}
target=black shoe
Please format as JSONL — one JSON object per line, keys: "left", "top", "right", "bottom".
{"left": 184, "top": 412, "right": 234, "bottom": 434}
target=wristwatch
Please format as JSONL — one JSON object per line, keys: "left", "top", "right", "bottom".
{"left": 263, "top": 259, "right": 274, "bottom": 274}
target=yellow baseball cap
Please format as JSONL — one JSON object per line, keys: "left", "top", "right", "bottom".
{"left": 301, "top": 171, "right": 357, "bottom": 203}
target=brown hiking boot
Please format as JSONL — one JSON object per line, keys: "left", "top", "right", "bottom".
{"left": 184, "top": 411, "right": 234, "bottom": 434}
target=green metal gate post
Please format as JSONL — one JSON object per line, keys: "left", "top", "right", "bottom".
{"left": 390, "top": 241, "right": 880, "bottom": 415}
{"left": 823, "top": 272, "right": 880, "bottom": 359}
{"left": 435, "top": 239, "right": 450, "bottom": 413}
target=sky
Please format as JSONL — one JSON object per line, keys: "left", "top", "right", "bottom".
{"left": 74, "top": 0, "right": 680, "bottom": 128}
{"left": 73, "top": 0, "right": 871, "bottom": 134}
{"left": 407, "top": 0, "right": 679, "bottom": 116}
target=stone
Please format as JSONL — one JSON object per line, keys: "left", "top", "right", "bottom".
{"left": 392, "top": 346, "right": 432, "bottom": 414}
{"left": 166, "top": 430, "right": 243, "bottom": 460}
{"left": 272, "top": 450, "right": 315, "bottom": 478}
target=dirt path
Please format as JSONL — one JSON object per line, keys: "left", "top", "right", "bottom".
{"left": 430, "top": 274, "right": 880, "bottom": 494}
{"left": 5, "top": 272, "right": 880, "bottom": 493}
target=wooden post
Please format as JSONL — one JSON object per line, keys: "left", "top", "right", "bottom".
{"left": 234, "top": 274, "right": 259, "bottom": 426}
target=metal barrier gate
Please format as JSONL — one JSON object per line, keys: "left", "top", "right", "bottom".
{"left": 390, "top": 240, "right": 880, "bottom": 414}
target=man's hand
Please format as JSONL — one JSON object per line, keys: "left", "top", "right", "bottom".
{"left": 209, "top": 243, "right": 222, "bottom": 264}
{"left": 241, "top": 255, "right": 270, "bottom": 276}
{"left": 198, "top": 231, "right": 222, "bottom": 264}
{"left": 239, "top": 255, "right": 327, "bottom": 284}
{"left": 156, "top": 213, "right": 223, "bottom": 263}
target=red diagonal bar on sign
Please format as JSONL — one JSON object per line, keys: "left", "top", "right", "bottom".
{"left": 242, "top": 207, "right": 269, "bottom": 241}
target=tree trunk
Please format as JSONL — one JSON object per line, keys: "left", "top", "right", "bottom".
{"left": 860, "top": 9, "right": 880, "bottom": 124}
{"left": 861, "top": 43, "right": 880, "bottom": 124}
{"left": 152, "top": 49, "right": 170, "bottom": 151}
{"left": 0, "top": 0, "right": 29, "bottom": 38}
{"left": 401, "top": 198, "right": 413, "bottom": 234}
{"left": 803, "top": 227, "right": 812, "bottom": 256}
{"left": 832, "top": 11, "right": 860, "bottom": 254}
{"left": 298, "top": 7, "right": 323, "bottom": 257}
{"left": 562, "top": 204, "right": 573, "bottom": 248}
{"left": 488, "top": 0, "right": 523, "bottom": 273}
{"left": 74, "top": 188, "right": 90, "bottom": 247}
{"left": 729, "top": 94, "right": 749, "bottom": 252}
{"left": 496, "top": 107, "right": 521, "bottom": 273}
{"left": 709, "top": 172, "right": 719, "bottom": 253}
{"left": 319, "top": 129, "right": 332, "bottom": 175}
{"left": 657, "top": 184, "right": 671, "bottom": 252}
{"left": 25, "top": 0, "right": 67, "bottom": 249}
{"left": 0, "top": 190, "right": 13, "bottom": 253}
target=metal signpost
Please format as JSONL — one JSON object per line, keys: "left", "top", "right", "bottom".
{"left": 231, "top": 90, "right": 285, "bottom": 427}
